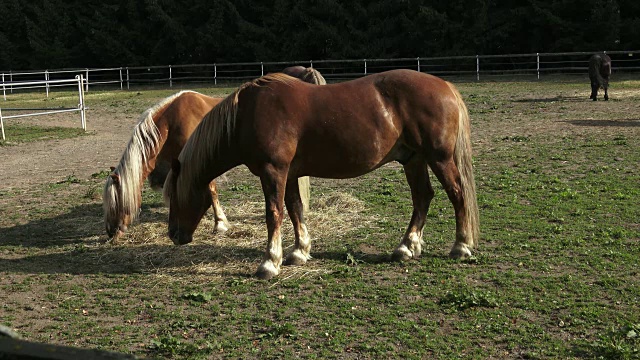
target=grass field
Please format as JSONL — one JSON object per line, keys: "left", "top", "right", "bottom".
{"left": 1, "top": 78, "right": 639, "bottom": 359}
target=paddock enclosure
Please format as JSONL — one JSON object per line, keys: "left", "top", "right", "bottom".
{"left": 0, "top": 79, "right": 639, "bottom": 359}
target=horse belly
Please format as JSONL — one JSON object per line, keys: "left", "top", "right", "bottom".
{"left": 293, "top": 131, "right": 403, "bottom": 179}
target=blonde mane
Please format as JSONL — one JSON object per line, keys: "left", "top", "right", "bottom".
{"left": 104, "top": 91, "right": 201, "bottom": 224}
{"left": 165, "top": 75, "right": 298, "bottom": 208}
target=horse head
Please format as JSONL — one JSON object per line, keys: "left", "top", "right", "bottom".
{"left": 165, "top": 159, "right": 212, "bottom": 245}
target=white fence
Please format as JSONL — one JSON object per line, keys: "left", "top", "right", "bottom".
{"left": 2, "top": 50, "right": 640, "bottom": 95}
{"left": 0, "top": 75, "right": 86, "bottom": 141}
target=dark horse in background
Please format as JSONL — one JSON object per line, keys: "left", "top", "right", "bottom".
{"left": 589, "top": 53, "right": 611, "bottom": 101}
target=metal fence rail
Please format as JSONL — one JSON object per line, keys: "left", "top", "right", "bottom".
{"left": 2, "top": 50, "right": 639, "bottom": 96}
{"left": 0, "top": 75, "right": 86, "bottom": 140}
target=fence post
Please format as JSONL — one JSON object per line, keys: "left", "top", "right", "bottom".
{"left": 119, "top": 67, "right": 123, "bottom": 90}
{"left": 476, "top": 55, "right": 480, "bottom": 81}
{"left": 310, "top": 60, "right": 313, "bottom": 69}
{"left": 536, "top": 53, "right": 540, "bottom": 80}
{"left": 85, "top": 69, "right": 89, "bottom": 92}
{"left": 214, "top": 64, "right": 217, "bottom": 85}
{"left": 2, "top": 73, "right": 5, "bottom": 101}
{"left": 0, "top": 107, "right": 4, "bottom": 141}
{"left": 76, "top": 75, "right": 86, "bottom": 131}
{"left": 261, "top": 62, "right": 264, "bottom": 76}
{"left": 9, "top": 71, "right": 12, "bottom": 94}
{"left": 169, "top": 65, "right": 173, "bottom": 88}
{"left": 126, "top": 67, "right": 130, "bottom": 90}
{"left": 45, "top": 70, "right": 50, "bottom": 97}
{"left": 417, "top": 57, "right": 421, "bottom": 72}
{"left": 364, "top": 59, "right": 367, "bottom": 75}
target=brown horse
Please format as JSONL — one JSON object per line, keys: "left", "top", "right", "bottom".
{"left": 164, "top": 69, "right": 480, "bottom": 280}
{"left": 589, "top": 53, "right": 611, "bottom": 101}
{"left": 103, "top": 91, "right": 228, "bottom": 240}
{"left": 104, "top": 67, "right": 325, "bottom": 240}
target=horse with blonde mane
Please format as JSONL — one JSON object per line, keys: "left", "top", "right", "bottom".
{"left": 164, "top": 69, "right": 480, "bottom": 280}
{"left": 104, "top": 67, "right": 324, "bottom": 240}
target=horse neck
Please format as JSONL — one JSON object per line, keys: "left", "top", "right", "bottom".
{"left": 141, "top": 108, "right": 171, "bottom": 179}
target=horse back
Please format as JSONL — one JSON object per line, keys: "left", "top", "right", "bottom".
{"left": 235, "top": 70, "right": 460, "bottom": 178}
{"left": 150, "top": 92, "right": 222, "bottom": 187}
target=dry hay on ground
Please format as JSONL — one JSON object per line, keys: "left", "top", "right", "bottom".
{"left": 91, "top": 191, "right": 374, "bottom": 281}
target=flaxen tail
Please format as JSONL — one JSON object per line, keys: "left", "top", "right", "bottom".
{"left": 447, "top": 82, "right": 480, "bottom": 248}
{"left": 298, "top": 177, "right": 310, "bottom": 214}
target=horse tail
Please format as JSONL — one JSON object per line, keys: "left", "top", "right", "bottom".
{"left": 298, "top": 177, "right": 311, "bottom": 213}
{"left": 447, "top": 81, "right": 480, "bottom": 248}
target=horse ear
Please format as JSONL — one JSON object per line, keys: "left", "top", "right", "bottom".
{"left": 171, "top": 159, "right": 181, "bottom": 176}
{"left": 110, "top": 173, "right": 120, "bottom": 184}
{"left": 110, "top": 166, "right": 116, "bottom": 172}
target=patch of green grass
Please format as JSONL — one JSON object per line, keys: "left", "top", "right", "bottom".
{"left": 0, "top": 124, "right": 87, "bottom": 145}
{"left": 1, "top": 80, "right": 639, "bottom": 359}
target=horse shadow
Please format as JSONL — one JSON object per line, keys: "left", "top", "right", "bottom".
{"left": 0, "top": 201, "right": 263, "bottom": 275}
{"left": 562, "top": 118, "right": 640, "bottom": 127}
{"left": 0, "top": 203, "right": 105, "bottom": 249}
{"left": 1, "top": 201, "right": 436, "bottom": 276}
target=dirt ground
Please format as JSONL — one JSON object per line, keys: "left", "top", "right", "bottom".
{"left": 0, "top": 107, "right": 142, "bottom": 191}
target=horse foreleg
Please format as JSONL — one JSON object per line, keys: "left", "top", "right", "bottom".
{"left": 590, "top": 81, "right": 598, "bottom": 100}
{"left": 284, "top": 178, "right": 311, "bottom": 266}
{"left": 256, "top": 166, "right": 287, "bottom": 280}
{"left": 604, "top": 85, "right": 609, "bottom": 101}
{"left": 392, "top": 156, "right": 433, "bottom": 262}
{"left": 208, "top": 181, "right": 230, "bottom": 233}
{"left": 430, "top": 158, "right": 474, "bottom": 259}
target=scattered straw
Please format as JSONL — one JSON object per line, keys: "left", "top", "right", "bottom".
{"left": 93, "top": 191, "right": 374, "bottom": 281}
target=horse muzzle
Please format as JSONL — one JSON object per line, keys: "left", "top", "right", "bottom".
{"left": 168, "top": 226, "right": 193, "bottom": 245}
{"left": 106, "top": 224, "right": 127, "bottom": 240}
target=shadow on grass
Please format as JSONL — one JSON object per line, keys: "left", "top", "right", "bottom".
{"left": 0, "top": 202, "right": 169, "bottom": 248}
{"left": 562, "top": 118, "right": 640, "bottom": 127}
{"left": 0, "top": 201, "right": 424, "bottom": 276}
{"left": 0, "top": 203, "right": 105, "bottom": 248}
{"left": 512, "top": 95, "right": 587, "bottom": 103}
{"left": 0, "top": 243, "right": 264, "bottom": 275}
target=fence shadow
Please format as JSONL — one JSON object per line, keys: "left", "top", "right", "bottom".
{"left": 562, "top": 118, "right": 640, "bottom": 127}
{"left": 513, "top": 95, "right": 587, "bottom": 103}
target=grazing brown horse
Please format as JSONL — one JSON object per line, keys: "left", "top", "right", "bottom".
{"left": 589, "top": 53, "right": 611, "bottom": 101}
{"left": 164, "top": 69, "right": 480, "bottom": 280}
{"left": 103, "top": 66, "right": 324, "bottom": 240}
{"left": 103, "top": 91, "right": 230, "bottom": 240}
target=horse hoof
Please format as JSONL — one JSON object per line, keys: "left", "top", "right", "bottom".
{"left": 213, "top": 222, "right": 229, "bottom": 233}
{"left": 255, "top": 261, "right": 279, "bottom": 280}
{"left": 449, "top": 244, "right": 472, "bottom": 260}
{"left": 284, "top": 251, "right": 309, "bottom": 266}
{"left": 391, "top": 246, "right": 413, "bottom": 262}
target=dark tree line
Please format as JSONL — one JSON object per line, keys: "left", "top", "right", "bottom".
{"left": 0, "top": 0, "right": 638, "bottom": 70}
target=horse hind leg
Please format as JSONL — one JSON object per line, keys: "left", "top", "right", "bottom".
{"left": 392, "top": 155, "right": 434, "bottom": 262}
{"left": 604, "top": 84, "right": 609, "bottom": 101}
{"left": 590, "top": 80, "right": 598, "bottom": 101}
{"left": 255, "top": 164, "right": 288, "bottom": 280}
{"left": 283, "top": 177, "right": 312, "bottom": 266}
{"left": 208, "top": 181, "right": 230, "bottom": 233}
{"left": 430, "top": 158, "right": 475, "bottom": 259}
